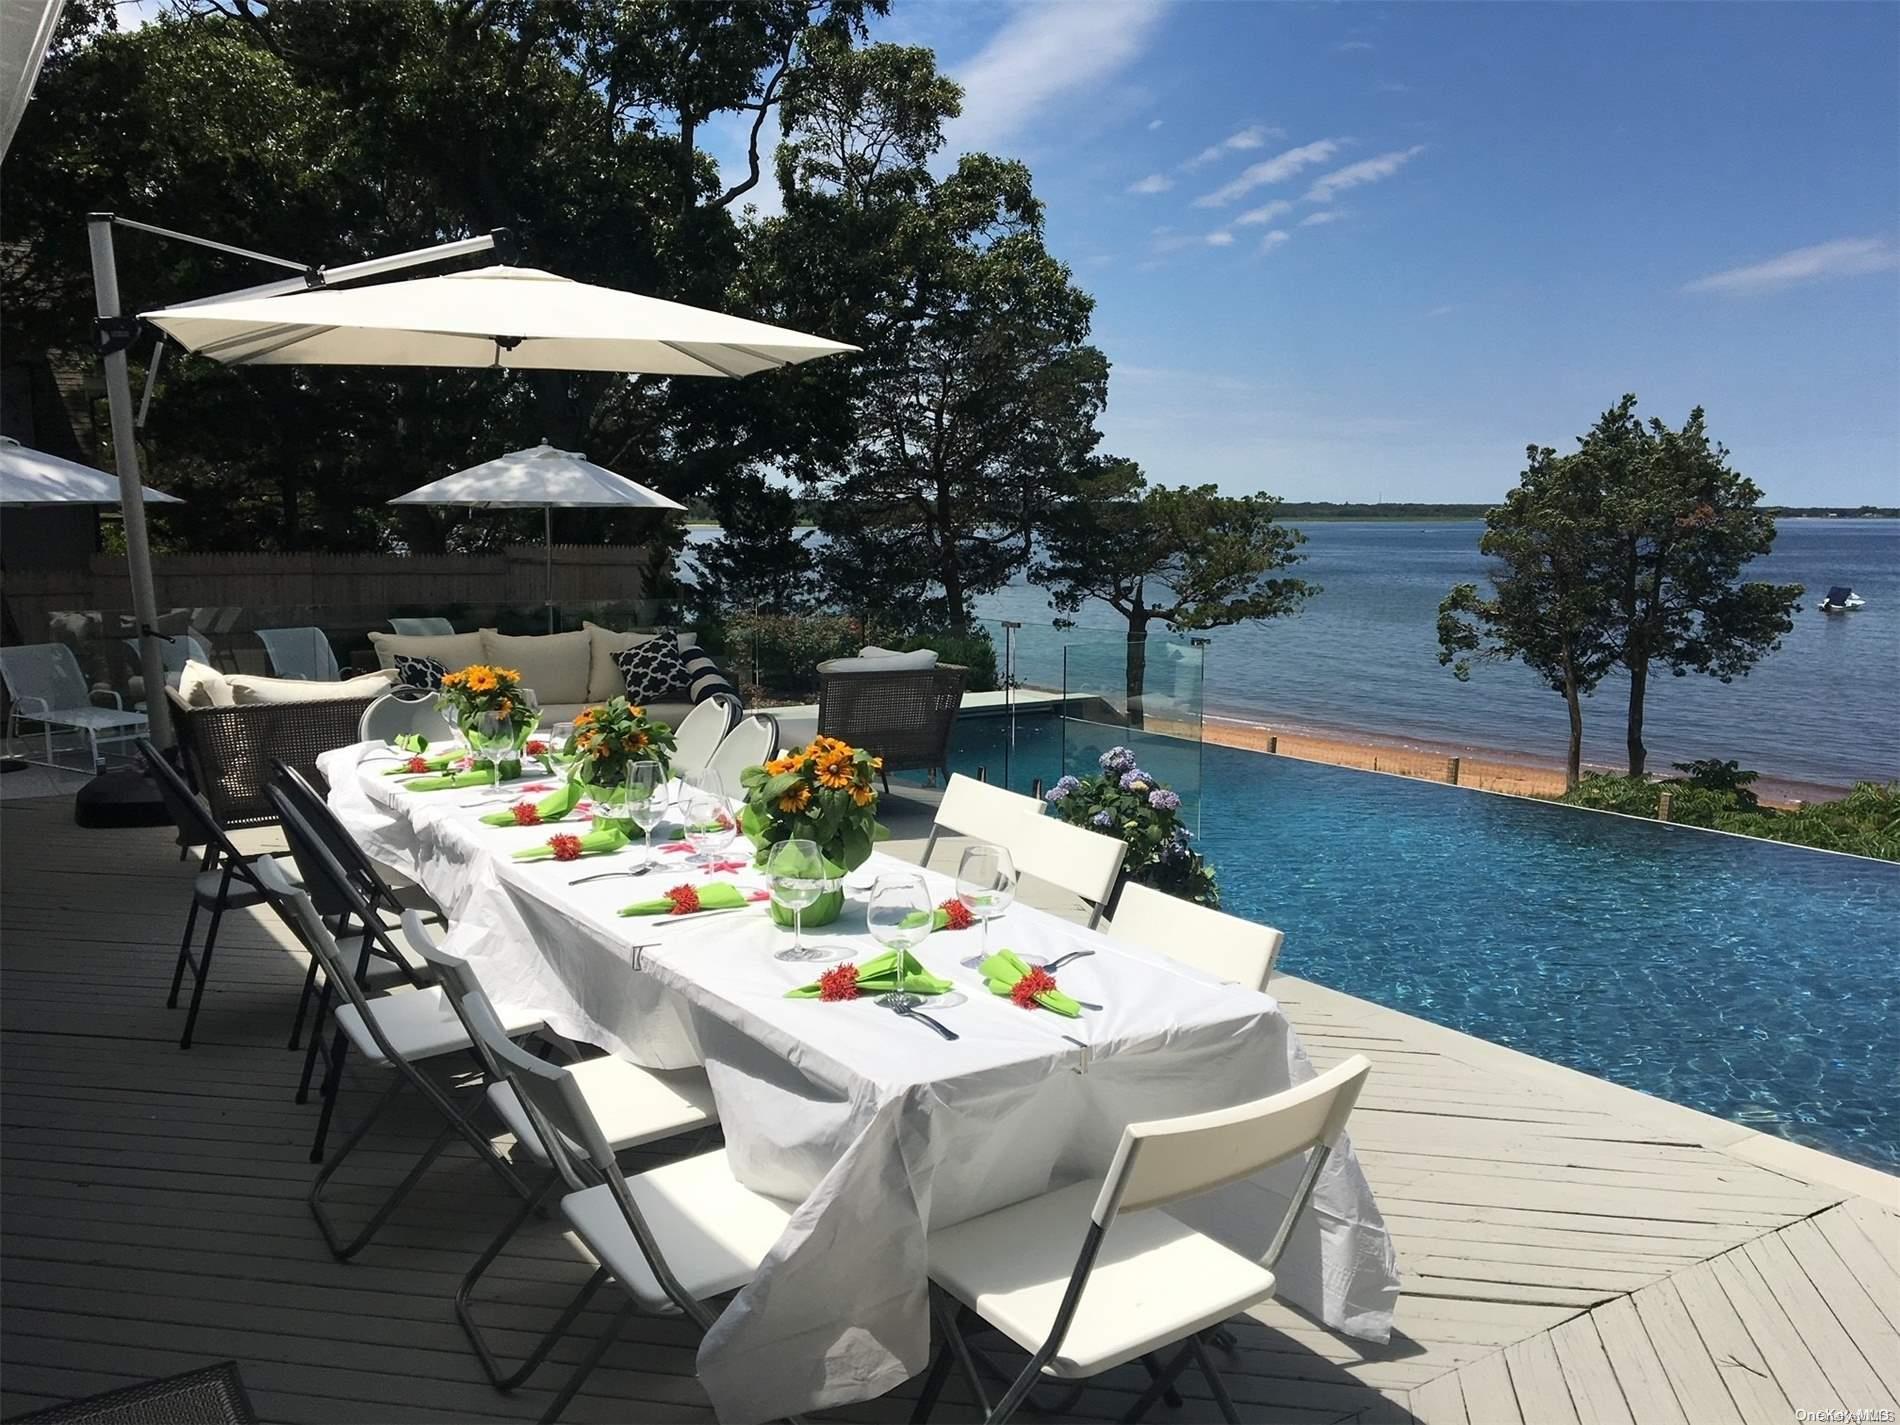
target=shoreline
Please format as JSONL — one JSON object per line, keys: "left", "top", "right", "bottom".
{"left": 1188, "top": 711, "right": 1861, "bottom": 808}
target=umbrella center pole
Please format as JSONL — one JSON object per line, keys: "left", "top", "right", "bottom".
{"left": 545, "top": 505, "right": 555, "bottom": 633}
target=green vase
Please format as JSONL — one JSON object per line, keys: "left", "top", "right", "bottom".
{"left": 769, "top": 885, "right": 844, "bottom": 929}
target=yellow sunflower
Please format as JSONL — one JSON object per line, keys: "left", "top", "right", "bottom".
{"left": 814, "top": 754, "right": 856, "bottom": 790}
{"left": 466, "top": 670, "right": 498, "bottom": 694}
{"left": 849, "top": 784, "right": 874, "bottom": 807}
{"left": 777, "top": 785, "right": 812, "bottom": 813}
{"left": 765, "top": 754, "right": 800, "bottom": 776}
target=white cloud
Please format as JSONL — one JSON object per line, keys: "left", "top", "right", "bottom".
{"left": 1299, "top": 209, "right": 1345, "bottom": 227}
{"left": 945, "top": 0, "right": 1170, "bottom": 153}
{"left": 1427, "top": 304, "right": 1457, "bottom": 317}
{"left": 1334, "top": 40, "right": 1375, "bottom": 52}
{"left": 1127, "top": 172, "right": 1175, "bottom": 195}
{"left": 1183, "top": 124, "right": 1278, "bottom": 170}
{"left": 1303, "top": 144, "right": 1426, "bottom": 203}
{"left": 1147, "top": 118, "right": 1165, "bottom": 131}
{"left": 1683, "top": 237, "right": 1900, "bottom": 295}
{"left": 1261, "top": 230, "right": 1291, "bottom": 253}
{"left": 1194, "top": 139, "right": 1344, "bottom": 207}
{"left": 1234, "top": 199, "right": 1293, "bottom": 227}
{"left": 1206, "top": 230, "right": 1236, "bottom": 247}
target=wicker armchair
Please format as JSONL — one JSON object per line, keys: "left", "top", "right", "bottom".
{"left": 817, "top": 662, "right": 967, "bottom": 792}
{"left": 167, "top": 691, "right": 381, "bottom": 828}
{"left": 8, "top": 1361, "right": 257, "bottom": 1423}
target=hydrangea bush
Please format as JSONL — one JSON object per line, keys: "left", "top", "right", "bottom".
{"left": 1044, "top": 747, "right": 1219, "bottom": 907}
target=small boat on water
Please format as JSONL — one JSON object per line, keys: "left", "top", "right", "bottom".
{"left": 1817, "top": 585, "right": 1866, "bottom": 613}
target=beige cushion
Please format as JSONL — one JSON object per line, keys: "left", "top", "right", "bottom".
{"left": 584, "top": 621, "right": 654, "bottom": 703}
{"left": 819, "top": 648, "right": 939, "bottom": 674}
{"left": 367, "top": 630, "right": 486, "bottom": 673}
{"left": 477, "top": 628, "right": 591, "bottom": 706}
{"left": 226, "top": 670, "right": 393, "bottom": 706}
{"left": 176, "top": 659, "right": 234, "bottom": 709}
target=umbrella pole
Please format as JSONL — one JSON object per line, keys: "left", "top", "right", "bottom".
{"left": 87, "top": 213, "right": 172, "bottom": 747}
{"left": 544, "top": 505, "right": 554, "bottom": 633}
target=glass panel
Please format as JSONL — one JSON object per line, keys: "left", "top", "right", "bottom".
{"left": 1062, "top": 632, "right": 1205, "bottom": 832}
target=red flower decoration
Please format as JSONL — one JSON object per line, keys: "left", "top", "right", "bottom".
{"left": 663, "top": 884, "right": 701, "bottom": 915}
{"left": 1011, "top": 967, "right": 1058, "bottom": 1009}
{"left": 547, "top": 833, "right": 584, "bottom": 862}
{"left": 406, "top": 755, "right": 429, "bottom": 773}
{"left": 525, "top": 739, "right": 549, "bottom": 757}
{"left": 939, "top": 899, "right": 974, "bottom": 931}
{"left": 818, "top": 964, "right": 861, "bottom": 1001}
{"left": 510, "top": 801, "right": 542, "bottom": 826}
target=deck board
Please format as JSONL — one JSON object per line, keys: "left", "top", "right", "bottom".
{"left": 4, "top": 793, "right": 1896, "bottom": 1423}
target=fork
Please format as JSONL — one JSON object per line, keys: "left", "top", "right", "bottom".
{"left": 1043, "top": 949, "right": 1096, "bottom": 973}
{"left": 886, "top": 1000, "right": 959, "bottom": 1040}
{"left": 568, "top": 864, "right": 657, "bottom": 886}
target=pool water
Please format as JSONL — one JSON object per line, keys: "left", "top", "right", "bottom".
{"left": 919, "top": 715, "right": 1900, "bottom": 1169}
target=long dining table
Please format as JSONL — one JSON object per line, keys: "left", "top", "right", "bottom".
{"left": 320, "top": 742, "right": 1401, "bottom": 1423}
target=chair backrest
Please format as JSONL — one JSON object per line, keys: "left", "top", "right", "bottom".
{"left": 138, "top": 737, "right": 249, "bottom": 867}
{"left": 358, "top": 691, "right": 457, "bottom": 746}
{"left": 0, "top": 643, "right": 91, "bottom": 711}
{"left": 126, "top": 632, "right": 210, "bottom": 675}
{"left": 669, "top": 696, "right": 738, "bottom": 776}
{"left": 933, "top": 774, "right": 1044, "bottom": 844}
{"left": 1110, "top": 881, "right": 1284, "bottom": 991}
{"left": 389, "top": 617, "right": 455, "bottom": 636}
{"left": 704, "top": 712, "right": 776, "bottom": 790}
{"left": 256, "top": 627, "right": 340, "bottom": 682}
{"left": 1010, "top": 817, "right": 1128, "bottom": 928}
{"left": 398, "top": 911, "right": 506, "bottom": 1076}
{"left": 816, "top": 663, "right": 966, "bottom": 774}
{"left": 269, "top": 760, "right": 403, "bottom": 919}
{"left": 1094, "top": 1055, "right": 1371, "bottom": 1227}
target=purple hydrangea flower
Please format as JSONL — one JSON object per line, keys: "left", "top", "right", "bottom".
{"left": 1148, "top": 788, "right": 1181, "bottom": 812}
{"left": 1099, "top": 746, "right": 1136, "bottom": 775}
{"left": 1091, "top": 809, "right": 1114, "bottom": 828}
{"left": 1119, "top": 769, "right": 1151, "bottom": 792}
{"left": 1044, "top": 774, "right": 1081, "bottom": 805}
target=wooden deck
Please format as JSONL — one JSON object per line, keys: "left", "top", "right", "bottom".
{"left": 3, "top": 788, "right": 1895, "bottom": 1424}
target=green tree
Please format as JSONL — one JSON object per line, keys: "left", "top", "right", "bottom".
{"left": 1580, "top": 396, "right": 1805, "bottom": 776}
{"left": 686, "top": 477, "right": 817, "bottom": 614}
{"left": 1437, "top": 445, "right": 1620, "bottom": 789}
{"left": 1033, "top": 461, "right": 1313, "bottom": 728}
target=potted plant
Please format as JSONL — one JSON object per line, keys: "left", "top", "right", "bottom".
{"left": 739, "top": 735, "right": 889, "bottom": 926}
{"left": 562, "top": 697, "right": 679, "bottom": 795}
{"left": 437, "top": 664, "right": 535, "bottom": 742}
{"left": 1044, "top": 747, "right": 1219, "bottom": 908}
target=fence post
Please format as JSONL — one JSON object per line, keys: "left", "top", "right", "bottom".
{"left": 1266, "top": 734, "right": 1278, "bottom": 754}
{"left": 1657, "top": 790, "right": 1673, "bottom": 823}
{"left": 1447, "top": 756, "right": 1461, "bottom": 785}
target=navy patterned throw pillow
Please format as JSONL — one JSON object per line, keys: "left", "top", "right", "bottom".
{"left": 613, "top": 635, "right": 692, "bottom": 704}
{"left": 393, "top": 654, "right": 448, "bottom": 691}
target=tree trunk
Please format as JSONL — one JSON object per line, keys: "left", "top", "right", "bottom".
{"left": 1626, "top": 657, "right": 1649, "bottom": 778}
{"left": 1125, "top": 612, "right": 1150, "bottom": 732}
{"left": 1562, "top": 653, "right": 1583, "bottom": 791}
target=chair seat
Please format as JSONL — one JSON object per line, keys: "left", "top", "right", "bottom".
{"left": 927, "top": 1181, "right": 1277, "bottom": 1379}
{"left": 335, "top": 986, "right": 542, "bottom": 1066}
{"left": 29, "top": 705, "right": 148, "bottom": 731}
{"left": 194, "top": 855, "right": 302, "bottom": 908}
{"left": 486, "top": 1058, "right": 718, "bottom": 1164}
{"left": 560, "top": 1149, "right": 793, "bottom": 1313}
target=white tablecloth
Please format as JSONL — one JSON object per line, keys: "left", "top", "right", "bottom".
{"left": 321, "top": 743, "right": 1401, "bottom": 1422}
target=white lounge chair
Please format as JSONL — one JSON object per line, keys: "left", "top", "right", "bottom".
{"left": 1, "top": 642, "right": 147, "bottom": 770}
{"left": 256, "top": 626, "right": 340, "bottom": 682}
{"left": 388, "top": 617, "right": 455, "bottom": 636}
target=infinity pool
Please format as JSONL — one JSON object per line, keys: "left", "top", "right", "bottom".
{"left": 930, "top": 714, "right": 1900, "bottom": 1169}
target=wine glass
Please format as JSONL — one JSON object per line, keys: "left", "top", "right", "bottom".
{"left": 473, "top": 711, "right": 507, "bottom": 769}
{"left": 866, "top": 873, "right": 933, "bottom": 1010}
{"left": 624, "top": 760, "right": 667, "bottom": 865}
{"left": 768, "top": 838, "right": 842, "bottom": 963}
{"left": 516, "top": 687, "right": 541, "bottom": 744}
{"left": 956, "top": 843, "right": 1017, "bottom": 970}
{"left": 549, "top": 720, "right": 576, "bottom": 767}
{"left": 681, "top": 769, "right": 736, "bottom": 867}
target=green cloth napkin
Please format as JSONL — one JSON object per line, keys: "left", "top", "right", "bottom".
{"left": 384, "top": 751, "right": 459, "bottom": 775}
{"left": 405, "top": 768, "right": 497, "bottom": 791}
{"left": 618, "top": 882, "right": 758, "bottom": 917}
{"left": 511, "top": 825, "right": 630, "bottom": 862}
{"left": 786, "top": 949, "right": 954, "bottom": 999}
{"left": 392, "top": 732, "right": 431, "bottom": 754}
{"left": 480, "top": 780, "right": 586, "bottom": 826}
{"left": 980, "top": 949, "right": 1081, "bottom": 1017}
{"left": 899, "top": 905, "right": 970, "bottom": 933}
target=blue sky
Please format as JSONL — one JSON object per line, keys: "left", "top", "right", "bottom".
{"left": 749, "top": 1, "right": 1900, "bottom": 505}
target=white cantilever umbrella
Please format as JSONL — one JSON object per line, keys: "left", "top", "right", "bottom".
{"left": 389, "top": 443, "right": 685, "bottom": 626}
{"left": 142, "top": 265, "right": 859, "bottom": 375}
{"left": 0, "top": 436, "right": 182, "bottom": 505}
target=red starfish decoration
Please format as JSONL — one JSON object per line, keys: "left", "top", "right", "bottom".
{"left": 525, "top": 739, "right": 549, "bottom": 757}
{"left": 1011, "top": 967, "right": 1058, "bottom": 1009}
{"left": 510, "top": 801, "right": 542, "bottom": 826}
{"left": 405, "top": 755, "right": 429, "bottom": 773}
{"left": 547, "top": 833, "right": 584, "bottom": 862}
{"left": 818, "top": 964, "right": 861, "bottom": 1001}
{"left": 939, "top": 899, "right": 974, "bottom": 930}
{"left": 663, "top": 884, "right": 701, "bottom": 915}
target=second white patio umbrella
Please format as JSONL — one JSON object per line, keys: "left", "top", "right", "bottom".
{"left": 0, "top": 436, "right": 182, "bottom": 505}
{"left": 388, "top": 443, "right": 686, "bottom": 629}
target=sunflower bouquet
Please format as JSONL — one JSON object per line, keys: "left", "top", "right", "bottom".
{"left": 437, "top": 664, "right": 536, "bottom": 744}
{"left": 739, "top": 736, "right": 889, "bottom": 925}
{"left": 563, "top": 696, "right": 677, "bottom": 788}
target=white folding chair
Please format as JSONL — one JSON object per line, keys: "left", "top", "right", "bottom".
{"left": 389, "top": 616, "right": 456, "bottom": 635}
{"left": 461, "top": 990, "right": 796, "bottom": 1424}
{"left": 704, "top": 711, "right": 777, "bottom": 790}
{"left": 256, "top": 626, "right": 341, "bottom": 681}
{"left": 915, "top": 1055, "right": 1373, "bottom": 1425}
{"left": 358, "top": 690, "right": 457, "bottom": 745}
{"left": 668, "top": 695, "right": 739, "bottom": 777}
{"left": 920, "top": 773, "right": 1045, "bottom": 869}
{"left": 1, "top": 643, "right": 146, "bottom": 770}
{"left": 1110, "top": 882, "right": 1284, "bottom": 991}
{"left": 393, "top": 916, "right": 721, "bottom": 1391}
{"left": 1008, "top": 817, "right": 1127, "bottom": 929}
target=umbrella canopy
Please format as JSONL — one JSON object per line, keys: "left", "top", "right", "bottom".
{"left": 143, "top": 265, "right": 859, "bottom": 376}
{"left": 0, "top": 436, "right": 182, "bottom": 506}
{"left": 388, "top": 443, "right": 687, "bottom": 511}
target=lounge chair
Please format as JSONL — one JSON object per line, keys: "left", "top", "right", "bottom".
{"left": 388, "top": 616, "right": 456, "bottom": 636}
{"left": 257, "top": 625, "right": 341, "bottom": 681}
{"left": 0, "top": 642, "right": 147, "bottom": 770}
